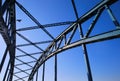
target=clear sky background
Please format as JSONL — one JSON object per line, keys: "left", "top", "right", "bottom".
{"left": 0, "top": 0, "right": 120, "bottom": 81}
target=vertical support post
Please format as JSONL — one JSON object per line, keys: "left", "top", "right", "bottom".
{"left": 8, "top": 0, "right": 16, "bottom": 81}
{"left": 71, "top": 0, "right": 93, "bottom": 81}
{"left": 36, "top": 70, "right": 38, "bottom": 81}
{"left": 105, "top": 5, "right": 120, "bottom": 28}
{"left": 55, "top": 54, "right": 57, "bottom": 81}
{"left": 42, "top": 63, "right": 45, "bottom": 81}
{"left": 54, "top": 42, "right": 57, "bottom": 81}
{"left": 80, "top": 42, "right": 93, "bottom": 81}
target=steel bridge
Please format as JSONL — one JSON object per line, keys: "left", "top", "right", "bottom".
{"left": 0, "top": 0, "right": 120, "bottom": 81}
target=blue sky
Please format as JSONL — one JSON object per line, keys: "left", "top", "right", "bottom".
{"left": 0, "top": 0, "right": 120, "bottom": 81}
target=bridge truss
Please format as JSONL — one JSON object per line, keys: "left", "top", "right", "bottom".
{"left": 0, "top": 0, "right": 120, "bottom": 81}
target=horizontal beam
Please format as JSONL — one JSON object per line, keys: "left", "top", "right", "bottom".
{"left": 16, "top": 52, "right": 43, "bottom": 57}
{"left": 15, "top": 60, "right": 36, "bottom": 66}
{"left": 16, "top": 21, "right": 74, "bottom": 31}
{"left": 16, "top": 32, "right": 44, "bottom": 52}
{"left": 16, "top": 48, "right": 37, "bottom": 60}
{"left": 16, "top": 40, "right": 52, "bottom": 47}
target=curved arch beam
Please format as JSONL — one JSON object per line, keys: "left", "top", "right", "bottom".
{"left": 28, "top": 0, "right": 118, "bottom": 80}
{"left": 28, "top": 29, "right": 120, "bottom": 80}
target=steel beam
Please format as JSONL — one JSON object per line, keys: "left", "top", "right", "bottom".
{"left": 15, "top": 66, "right": 30, "bottom": 75}
{"left": 14, "top": 68, "right": 32, "bottom": 74}
{"left": 16, "top": 40, "right": 52, "bottom": 47}
{"left": 84, "top": 8, "right": 103, "bottom": 38}
{"left": 14, "top": 74, "right": 25, "bottom": 81}
{"left": 54, "top": 55, "right": 57, "bottom": 81}
{"left": 72, "top": 0, "right": 93, "bottom": 81}
{"left": 3, "top": 59, "right": 10, "bottom": 81}
{"left": 0, "top": 47, "right": 9, "bottom": 72}
{"left": 8, "top": 0, "right": 16, "bottom": 81}
{"left": 16, "top": 48, "right": 37, "bottom": 60}
{"left": 14, "top": 75, "right": 28, "bottom": 81}
{"left": 16, "top": 32, "right": 44, "bottom": 52}
{"left": 16, "top": 21, "right": 74, "bottom": 31}
{"left": 15, "top": 61, "right": 36, "bottom": 66}
{"left": 105, "top": 5, "right": 120, "bottom": 27}
{"left": 15, "top": 1, "right": 55, "bottom": 40}
{"left": 16, "top": 52, "right": 43, "bottom": 57}
{"left": 0, "top": 0, "right": 10, "bottom": 15}
{"left": 15, "top": 58, "right": 33, "bottom": 68}
{"left": 42, "top": 63, "right": 45, "bottom": 81}
{"left": 36, "top": 70, "right": 38, "bottom": 81}
{"left": 0, "top": 16, "right": 10, "bottom": 45}
{"left": 77, "top": 0, "right": 117, "bottom": 23}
